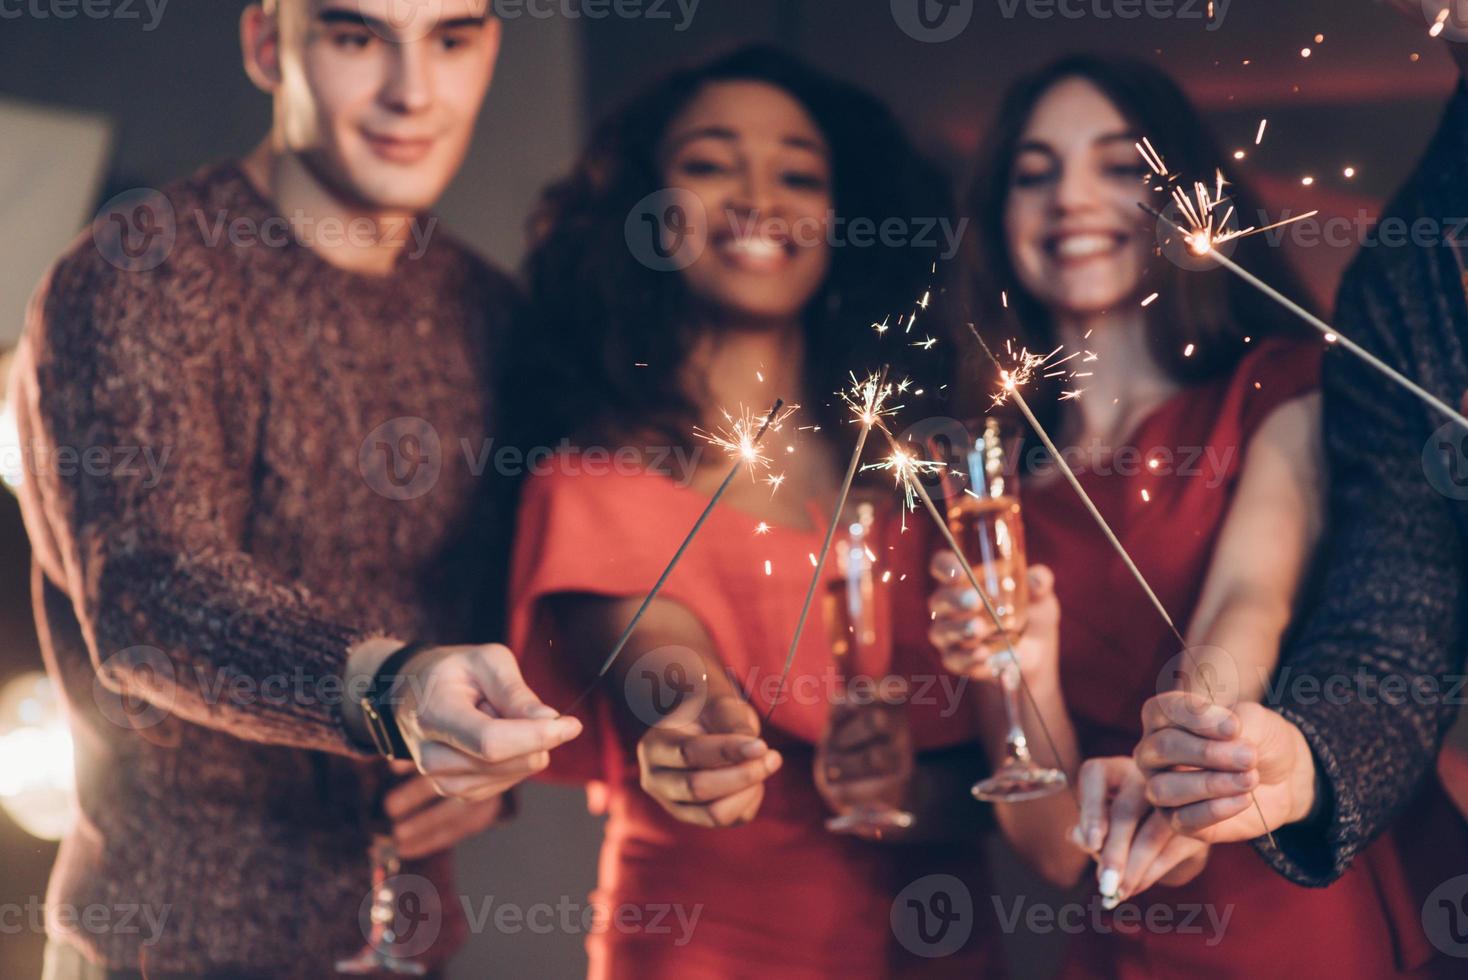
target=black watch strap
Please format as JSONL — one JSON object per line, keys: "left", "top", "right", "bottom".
{"left": 359, "top": 641, "right": 433, "bottom": 760}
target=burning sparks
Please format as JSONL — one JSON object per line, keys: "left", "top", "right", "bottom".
{"left": 695, "top": 403, "right": 800, "bottom": 481}
{"left": 863, "top": 443, "right": 944, "bottom": 526}
{"left": 841, "top": 371, "right": 901, "bottom": 430}
{"left": 990, "top": 338, "right": 1092, "bottom": 407}
{"left": 1137, "top": 137, "right": 1317, "bottom": 256}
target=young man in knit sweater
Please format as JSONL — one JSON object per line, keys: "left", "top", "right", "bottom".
{"left": 9, "top": 2, "right": 582, "bottom": 977}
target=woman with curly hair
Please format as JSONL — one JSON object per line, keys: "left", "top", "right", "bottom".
{"left": 502, "top": 45, "right": 1000, "bottom": 979}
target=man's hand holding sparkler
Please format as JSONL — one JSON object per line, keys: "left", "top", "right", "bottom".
{"left": 344, "top": 640, "right": 585, "bottom": 802}
{"left": 1135, "top": 692, "right": 1321, "bottom": 843}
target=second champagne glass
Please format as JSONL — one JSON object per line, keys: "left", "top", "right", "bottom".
{"left": 945, "top": 419, "right": 1067, "bottom": 803}
{"left": 816, "top": 498, "right": 915, "bottom": 835}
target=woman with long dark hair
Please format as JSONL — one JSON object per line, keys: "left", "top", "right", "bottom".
{"left": 504, "top": 46, "right": 999, "bottom": 978}
{"left": 931, "top": 54, "right": 1464, "bottom": 977}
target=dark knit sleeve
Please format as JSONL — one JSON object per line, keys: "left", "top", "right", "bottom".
{"left": 13, "top": 244, "right": 378, "bottom": 756}
{"left": 1252, "top": 250, "right": 1467, "bottom": 885}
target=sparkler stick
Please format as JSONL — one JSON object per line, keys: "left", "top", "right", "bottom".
{"left": 873, "top": 423, "right": 1080, "bottom": 800}
{"left": 763, "top": 369, "right": 891, "bottom": 723}
{"left": 592, "top": 399, "right": 787, "bottom": 682}
{"left": 967, "top": 324, "right": 1278, "bottom": 846}
{"left": 1148, "top": 203, "right": 1468, "bottom": 432}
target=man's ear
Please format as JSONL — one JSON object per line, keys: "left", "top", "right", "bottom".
{"left": 241, "top": 3, "right": 283, "bottom": 94}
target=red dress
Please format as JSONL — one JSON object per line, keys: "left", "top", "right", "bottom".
{"left": 509, "top": 461, "right": 1002, "bottom": 979}
{"left": 1025, "top": 338, "right": 1467, "bottom": 979}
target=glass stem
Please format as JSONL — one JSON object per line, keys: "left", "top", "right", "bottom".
{"left": 998, "top": 658, "right": 1034, "bottom": 766}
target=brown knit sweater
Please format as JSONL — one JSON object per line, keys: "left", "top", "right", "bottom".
{"left": 10, "top": 162, "right": 516, "bottom": 976}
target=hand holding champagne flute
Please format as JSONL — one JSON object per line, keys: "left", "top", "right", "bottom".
{"left": 814, "top": 499, "right": 915, "bottom": 835}
{"left": 932, "top": 419, "right": 1067, "bottom": 802}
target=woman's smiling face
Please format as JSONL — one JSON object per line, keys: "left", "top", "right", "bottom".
{"left": 1003, "top": 77, "right": 1156, "bottom": 320}
{"left": 660, "top": 80, "right": 835, "bottom": 325}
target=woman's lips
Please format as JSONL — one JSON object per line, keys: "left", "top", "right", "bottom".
{"left": 362, "top": 132, "right": 437, "bottom": 164}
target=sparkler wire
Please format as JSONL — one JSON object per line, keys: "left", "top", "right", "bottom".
{"left": 764, "top": 369, "right": 890, "bottom": 724}
{"left": 590, "top": 399, "right": 786, "bottom": 685}
{"left": 1147, "top": 203, "right": 1468, "bottom": 432}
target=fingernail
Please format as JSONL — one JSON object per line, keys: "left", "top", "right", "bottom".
{"left": 1101, "top": 893, "right": 1120, "bottom": 911}
{"left": 1068, "top": 825, "right": 1085, "bottom": 849}
{"left": 527, "top": 705, "right": 559, "bottom": 720}
{"left": 1233, "top": 746, "right": 1256, "bottom": 767}
{"left": 740, "top": 739, "right": 768, "bottom": 759}
{"left": 1098, "top": 869, "right": 1120, "bottom": 898}
{"left": 1088, "top": 827, "right": 1104, "bottom": 852}
{"left": 765, "top": 751, "right": 783, "bottom": 773}
{"left": 958, "top": 590, "right": 980, "bottom": 609}
{"left": 1217, "top": 716, "right": 1238, "bottom": 738}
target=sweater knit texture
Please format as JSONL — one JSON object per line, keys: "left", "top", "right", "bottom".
{"left": 10, "top": 162, "right": 515, "bottom": 976}
{"left": 1256, "top": 84, "right": 1468, "bottom": 885}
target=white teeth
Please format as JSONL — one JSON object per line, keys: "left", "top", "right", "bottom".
{"left": 723, "top": 237, "right": 783, "bottom": 258}
{"left": 1054, "top": 234, "right": 1118, "bottom": 259}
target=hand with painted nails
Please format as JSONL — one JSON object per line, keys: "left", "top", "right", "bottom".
{"left": 637, "top": 694, "right": 783, "bottom": 828}
{"left": 928, "top": 551, "right": 1060, "bottom": 688}
{"left": 1072, "top": 756, "right": 1211, "bottom": 909}
{"left": 1135, "top": 691, "right": 1319, "bottom": 843}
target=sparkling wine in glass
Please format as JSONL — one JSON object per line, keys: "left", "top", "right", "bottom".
{"left": 817, "top": 499, "right": 915, "bottom": 835}
{"left": 946, "top": 419, "right": 1067, "bottom": 803}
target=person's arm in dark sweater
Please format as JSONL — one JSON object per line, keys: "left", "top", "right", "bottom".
{"left": 13, "top": 245, "right": 582, "bottom": 779}
{"left": 13, "top": 247, "right": 383, "bottom": 755}
{"left": 1133, "top": 249, "right": 1467, "bottom": 884}
{"left": 1254, "top": 258, "right": 1467, "bottom": 884}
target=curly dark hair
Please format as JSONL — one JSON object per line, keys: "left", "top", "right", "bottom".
{"left": 957, "top": 53, "right": 1313, "bottom": 432}
{"left": 504, "top": 44, "right": 956, "bottom": 456}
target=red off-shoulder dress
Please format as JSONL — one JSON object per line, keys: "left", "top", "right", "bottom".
{"left": 1025, "top": 338, "right": 1467, "bottom": 979}
{"left": 509, "top": 463, "right": 1003, "bottom": 979}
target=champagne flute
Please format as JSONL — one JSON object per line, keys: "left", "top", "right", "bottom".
{"left": 816, "top": 498, "right": 915, "bottom": 835}
{"left": 335, "top": 779, "right": 429, "bottom": 976}
{"left": 945, "top": 419, "right": 1066, "bottom": 803}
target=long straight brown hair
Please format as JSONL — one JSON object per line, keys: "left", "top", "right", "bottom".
{"left": 957, "top": 54, "right": 1312, "bottom": 440}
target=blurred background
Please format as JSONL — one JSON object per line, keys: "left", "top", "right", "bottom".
{"left": 0, "top": 1, "right": 1462, "bottom": 977}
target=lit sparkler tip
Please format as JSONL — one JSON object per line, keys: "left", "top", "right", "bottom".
{"left": 694, "top": 401, "right": 799, "bottom": 478}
